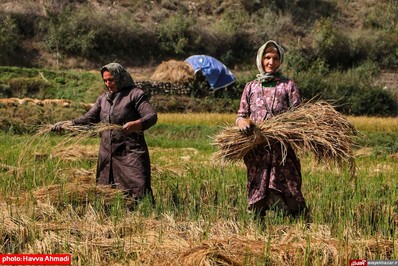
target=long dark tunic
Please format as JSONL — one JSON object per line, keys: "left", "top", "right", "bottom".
{"left": 73, "top": 87, "right": 157, "bottom": 198}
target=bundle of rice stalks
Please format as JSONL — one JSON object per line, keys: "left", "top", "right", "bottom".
{"left": 150, "top": 60, "right": 195, "bottom": 83}
{"left": 37, "top": 123, "right": 123, "bottom": 137}
{"left": 212, "top": 101, "right": 357, "bottom": 177}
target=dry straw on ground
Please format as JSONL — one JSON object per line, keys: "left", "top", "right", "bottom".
{"left": 50, "top": 144, "right": 98, "bottom": 161}
{"left": 150, "top": 60, "right": 195, "bottom": 83}
{"left": 8, "top": 172, "right": 132, "bottom": 207}
{"left": 27, "top": 183, "right": 130, "bottom": 206}
{"left": 212, "top": 100, "right": 357, "bottom": 178}
{"left": 10, "top": 122, "right": 125, "bottom": 179}
{"left": 2, "top": 203, "right": 395, "bottom": 266}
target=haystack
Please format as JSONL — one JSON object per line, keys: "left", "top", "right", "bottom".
{"left": 150, "top": 60, "right": 195, "bottom": 83}
{"left": 212, "top": 101, "right": 357, "bottom": 177}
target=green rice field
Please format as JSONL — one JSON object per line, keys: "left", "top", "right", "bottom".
{"left": 1, "top": 113, "right": 397, "bottom": 265}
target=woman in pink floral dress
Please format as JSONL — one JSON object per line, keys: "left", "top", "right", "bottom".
{"left": 236, "top": 40, "right": 307, "bottom": 217}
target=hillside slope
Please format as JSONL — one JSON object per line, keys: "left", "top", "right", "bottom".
{"left": 1, "top": 0, "right": 396, "bottom": 66}
{"left": 0, "top": 0, "right": 397, "bottom": 95}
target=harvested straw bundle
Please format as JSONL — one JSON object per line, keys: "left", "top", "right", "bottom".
{"left": 37, "top": 123, "right": 123, "bottom": 137}
{"left": 150, "top": 60, "right": 195, "bottom": 83}
{"left": 212, "top": 101, "right": 357, "bottom": 177}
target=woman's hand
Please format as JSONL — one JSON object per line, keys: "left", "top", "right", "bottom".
{"left": 236, "top": 118, "right": 252, "bottom": 134}
{"left": 122, "top": 120, "right": 142, "bottom": 134}
{"left": 51, "top": 121, "right": 73, "bottom": 132}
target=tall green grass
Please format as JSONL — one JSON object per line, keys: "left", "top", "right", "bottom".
{"left": 0, "top": 115, "right": 397, "bottom": 265}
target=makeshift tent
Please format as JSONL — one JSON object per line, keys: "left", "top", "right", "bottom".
{"left": 185, "top": 55, "right": 236, "bottom": 90}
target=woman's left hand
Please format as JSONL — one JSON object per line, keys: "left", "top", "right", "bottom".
{"left": 122, "top": 120, "right": 142, "bottom": 134}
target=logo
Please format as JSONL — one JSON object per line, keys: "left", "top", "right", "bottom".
{"left": 349, "top": 260, "right": 367, "bottom": 266}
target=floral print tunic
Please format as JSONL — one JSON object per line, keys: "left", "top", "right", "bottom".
{"left": 237, "top": 78, "right": 306, "bottom": 206}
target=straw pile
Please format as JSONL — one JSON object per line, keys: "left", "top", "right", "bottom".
{"left": 150, "top": 60, "right": 195, "bottom": 83}
{"left": 2, "top": 206, "right": 396, "bottom": 265}
{"left": 12, "top": 173, "right": 134, "bottom": 208}
{"left": 212, "top": 101, "right": 357, "bottom": 177}
{"left": 51, "top": 145, "right": 98, "bottom": 161}
{"left": 28, "top": 183, "right": 132, "bottom": 206}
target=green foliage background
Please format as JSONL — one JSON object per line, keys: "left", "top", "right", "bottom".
{"left": 0, "top": 0, "right": 397, "bottom": 115}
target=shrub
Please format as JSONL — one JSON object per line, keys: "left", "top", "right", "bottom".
{"left": 285, "top": 48, "right": 314, "bottom": 76}
{"left": 98, "top": 13, "right": 158, "bottom": 64}
{"left": 311, "top": 17, "right": 351, "bottom": 68}
{"left": 155, "top": 11, "right": 196, "bottom": 56}
{"left": 362, "top": 1, "right": 398, "bottom": 31}
{"left": 0, "top": 14, "right": 20, "bottom": 63}
{"left": 0, "top": 84, "right": 12, "bottom": 98}
{"left": 349, "top": 88, "right": 397, "bottom": 116}
{"left": 36, "top": 6, "right": 157, "bottom": 64}
{"left": 202, "top": 10, "right": 253, "bottom": 65}
{"left": 240, "top": 0, "right": 263, "bottom": 14}
{"left": 368, "top": 32, "right": 398, "bottom": 69}
{"left": 292, "top": 58, "right": 330, "bottom": 101}
{"left": 38, "top": 8, "right": 98, "bottom": 58}
{"left": 288, "top": 57, "right": 397, "bottom": 116}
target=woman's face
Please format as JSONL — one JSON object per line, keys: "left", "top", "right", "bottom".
{"left": 262, "top": 49, "right": 280, "bottom": 73}
{"left": 102, "top": 71, "right": 118, "bottom": 93}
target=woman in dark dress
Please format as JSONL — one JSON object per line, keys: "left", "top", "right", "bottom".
{"left": 53, "top": 63, "right": 157, "bottom": 201}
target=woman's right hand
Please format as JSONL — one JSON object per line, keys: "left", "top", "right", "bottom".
{"left": 236, "top": 118, "right": 252, "bottom": 134}
{"left": 51, "top": 121, "right": 73, "bottom": 132}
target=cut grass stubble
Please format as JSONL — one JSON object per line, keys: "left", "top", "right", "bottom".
{"left": 2, "top": 110, "right": 397, "bottom": 265}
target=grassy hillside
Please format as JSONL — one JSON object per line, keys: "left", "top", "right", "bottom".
{"left": 0, "top": 0, "right": 397, "bottom": 115}
{"left": 1, "top": 0, "right": 397, "bottom": 69}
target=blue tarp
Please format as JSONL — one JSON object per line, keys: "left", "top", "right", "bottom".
{"left": 185, "top": 55, "right": 236, "bottom": 90}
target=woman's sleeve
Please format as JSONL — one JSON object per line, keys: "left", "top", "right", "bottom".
{"left": 134, "top": 90, "right": 158, "bottom": 131}
{"left": 237, "top": 82, "right": 252, "bottom": 118}
{"left": 288, "top": 80, "right": 302, "bottom": 108}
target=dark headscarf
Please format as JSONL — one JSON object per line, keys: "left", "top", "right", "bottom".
{"left": 100, "top": 63, "right": 135, "bottom": 90}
